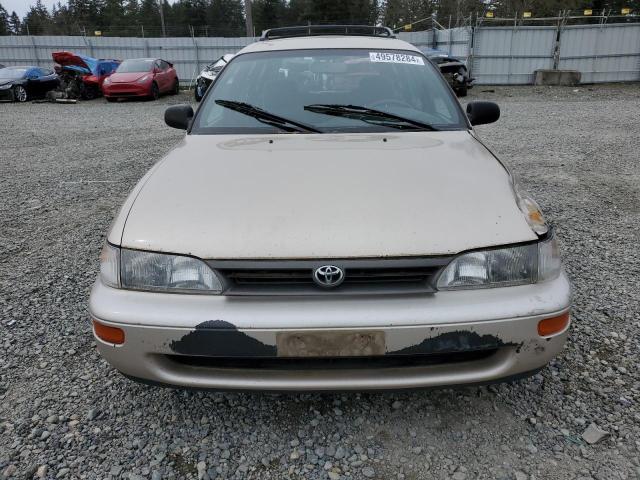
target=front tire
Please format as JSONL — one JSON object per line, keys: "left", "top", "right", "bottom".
{"left": 81, "top": 85, "right": 99, "bottom": 100}
{"left": 170, "top": 79, "right": 179, "bottom": 95}
{"left": 150, "top": 82, "right": 159, "bottom": 100}
{"left": 194, "top": 79, "right": 206, "bottom": 102}
{"left": 455, "top": 85, "right": 468, "bottom": 97}
{"left": 14, "top": 85, "right": 28, "bottom": 102}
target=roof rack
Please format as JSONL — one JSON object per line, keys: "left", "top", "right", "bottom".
{"left": 260, "top": 25, "right": 396, "bottom": 41}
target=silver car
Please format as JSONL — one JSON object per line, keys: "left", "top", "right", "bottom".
{"left": 90, "top": 25, "right": 571, "bottom": 391}
{"left": 194, "top": 53, "right": 234, "bottom": 102}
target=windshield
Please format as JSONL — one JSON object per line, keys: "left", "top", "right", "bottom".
{"left": 0, "top": 68, "right": 27, "bottom": 80}
{"left": 116, "top": 59, "right": 153, "bottom": 73}
{"left": 192, "top": 49, "right": 466, "bottom": 134}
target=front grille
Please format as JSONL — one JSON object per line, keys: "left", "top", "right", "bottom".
{"left": 167, "top": 349, "right": 497, "bottom": 370}
{"left": 209, "top": 257, "right": 451, "bottom": 296}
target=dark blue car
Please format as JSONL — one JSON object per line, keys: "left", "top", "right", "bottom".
{"left": 0, "top": 66, "right": 60, "bottom": 102}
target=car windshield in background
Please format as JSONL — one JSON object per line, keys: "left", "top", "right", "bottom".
{"left": 0, "top": 68, "right": 27, "bottom": 79}
{"left": 116, "top": 59, "right": 153, "bottom": 73}
{"left": 193, "top": 49, "right": 466, "bottom": 134}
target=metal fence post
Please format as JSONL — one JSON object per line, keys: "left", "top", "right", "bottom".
{"left": 637, "top": 25, "right": 640, "bottom": 81}
{"left": 552, "top": 12, "right": 563, "bottom": 70}
{"left": 81, "top": 33, "right": 94, "bottom": 57}
{"left": 29, "top": 35, "right": 39, "bottom": 66}
{"left": 190, "top": 26, "right": 200, "bottom": 85}
{"left": 468, "top": 25, "right": 476, "bottom": 79}
{"left": 507, "top": 13, "right": 517, "bottom": 84}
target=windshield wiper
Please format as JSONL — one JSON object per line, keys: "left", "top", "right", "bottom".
{"left": 303, "top": 104, "right": 439, "bottom": 131}
{"left": 216, "top": 100, "right": 321, "bottom": 134}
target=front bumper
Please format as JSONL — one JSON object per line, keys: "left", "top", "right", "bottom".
{"left": 89, "top": 272, "right": 571, "bottom": 391}
{"left": 103, "top": 83, "right": 149, "bottom": 98}
{"left": 0, "top": 87, "right": 14, "bottom": 101}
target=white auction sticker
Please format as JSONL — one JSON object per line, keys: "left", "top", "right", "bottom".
{"left": 369, "top": 52, "right": 425, "bottom": 65}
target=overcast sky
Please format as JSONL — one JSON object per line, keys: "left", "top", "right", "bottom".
{"left": 2, "top": 1, "right": 176, "bottom": 17}
{"left": 3, "top": 0, "right": 56, "bottom": 17}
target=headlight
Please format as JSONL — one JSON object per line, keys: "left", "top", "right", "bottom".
{"left": 137, "top": 75, "right": 150, "bottom": 83}
{"left": 103, "top": 77, "right": 111, "bottom": 85}
{"left": 0, "top": 84, "right": 12, "bottom": 90}
{"left": 99, "top": 245, "right": 223, "bottom": 294}
{"left": 436, "top": 234, "right": 561, "bottom": 290}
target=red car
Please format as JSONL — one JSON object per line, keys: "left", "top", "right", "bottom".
{"left": 102, "top": 58, "right": 179, "bottom": 101}
{"left": 52, "top": 51, "right": 120, "bottom": 99}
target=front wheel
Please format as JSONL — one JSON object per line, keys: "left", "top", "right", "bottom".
{"left": 455, "top": 85, "right": 468, "bottom": 97}
{"left": 14, "top": 85, "right": 28, "bottom": 102}
{"left": 149, "top": 82, "right": 159, "bottom": 100}
{"left": 81, "top": 85, "right": 99, "bottom": 100}
{"left": 194, "top": 79, "right": 206, "bottom": 102}
{"left": 194, "top": 88, "right": 202, "bottom": 102}
{"left": 170, "top": 79, "right": 179, "bottom": 95}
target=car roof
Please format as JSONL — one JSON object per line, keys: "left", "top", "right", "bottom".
{"left": 238, "top": 36, "right": 421, "bottom": 55}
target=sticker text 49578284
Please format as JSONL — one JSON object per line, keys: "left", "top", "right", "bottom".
{"left": 369, "top": 52, "right": 425, "bottom": 66}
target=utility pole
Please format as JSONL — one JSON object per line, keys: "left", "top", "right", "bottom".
{"left": 244, "top": 0, "right": 253, "bottom": 37}
{"left": 158, "top": 0, "right": 166, "bottom": 37}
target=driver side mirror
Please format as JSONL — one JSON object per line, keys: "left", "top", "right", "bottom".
{"left": 165, "top": 104, "right": 194, "bottom": 130}
{"left": 466, "top": 101, "right": 500, "bottom": 126}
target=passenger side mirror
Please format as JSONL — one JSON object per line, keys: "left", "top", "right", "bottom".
{"left": 165, "top": 104, "right": 194, "bottom": 130}
{"left": 466, "top": 101, "right": 500, "bottom": 126}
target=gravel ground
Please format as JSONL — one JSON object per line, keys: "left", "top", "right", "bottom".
{"left": 1, "top": 84, "right": 639, "bottom": 480}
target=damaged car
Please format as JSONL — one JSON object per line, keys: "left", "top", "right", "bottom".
{"left": 0, "top": 66, "right": 59, "bottom": 102}
{"left": 423, "top": 48, "right": 474, "bottom": 97}
{"left": 52, "top": 51, "right": 120, "bottom": 100}
{"left": 90, "top": 25, "right": 571, "bottom": 392}
{"left": 194, "top": 54, "right": 234, "bottom": 102}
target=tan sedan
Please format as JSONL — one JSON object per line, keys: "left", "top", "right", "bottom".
{"left": 90, "top": 26, "right": 571, "bottom": 391}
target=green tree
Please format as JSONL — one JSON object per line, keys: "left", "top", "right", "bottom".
{"left": 384, "top": 0, "right": 434, "bottom": 28}
{"left": 138, "top": 0, "right": 163, "bottom": 34}
{"left": 65, "top": 0, "right": 102, "bottom": 27}
{"left": 207, "top": 0, "right": 244, "bottom": 36}
{"left": 286, "top": 0, "right": 312, "bottom": 24}
{"left": 0, "top": 3, "right": 9, "bottom": 35}
{"left": 50, "top": 2, "right": 78, "bottom": 34}
{"left": 252, "top": 0, "right": 287, "bottom": 33}
{"left": 22, "top": 0, "right": 51, "bottom": 34}
{"left": 8, "top": 11, "right": 20, "bottom": 33}
{"left": 101, "top": 0, "right": 127, "bottom": 28}
{"left": 124, "top": 0, "right": 140, "bottom": 22}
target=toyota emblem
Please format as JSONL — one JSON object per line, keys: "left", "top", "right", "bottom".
{"left": 313, "top": 265, "right": 345, "bottom": 288}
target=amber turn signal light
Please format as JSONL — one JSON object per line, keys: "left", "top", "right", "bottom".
{"left": 537, "top": 311, "right": 570, "bottom": 337}
{"left": 93, "top": 319, "right": 125, "bottom": 345}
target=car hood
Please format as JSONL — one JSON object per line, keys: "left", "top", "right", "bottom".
{"left": 117, "top": 131, "right": 537, "bottom": 259}
{"left": 109, "top": 72, "right": 149, "bottom": 83}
